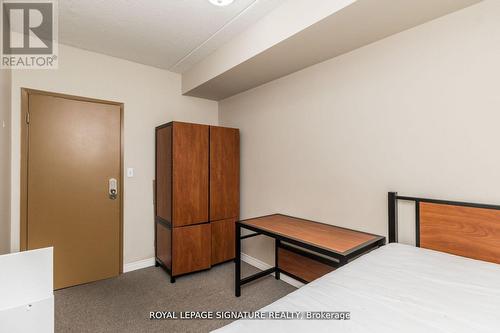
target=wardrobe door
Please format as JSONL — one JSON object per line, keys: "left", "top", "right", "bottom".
{"left": 211, "top": 218, "right": 237, "bottom": 265}
{"left": 172, "top": 122, "right": 209, "bottom": 227}
{"left": 172, "top": 224, "right": 211, "bottom": 276}
{"left": 209, "top": 126, "right": 239, "bottom": 221}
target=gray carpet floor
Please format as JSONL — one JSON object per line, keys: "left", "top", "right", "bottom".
{"left": 55, "top": 262, "right": 296, "bottom": 333}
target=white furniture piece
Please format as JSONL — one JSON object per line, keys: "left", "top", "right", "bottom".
{"left": 215, "top": 244, "right": 500, "bottom": 333}
{"left": 0, "top": 247, "right": 54, "bottom": 333}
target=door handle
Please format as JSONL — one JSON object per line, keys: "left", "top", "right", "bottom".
{"left": 109, "top": 178, "right": 118, "bottom": 200}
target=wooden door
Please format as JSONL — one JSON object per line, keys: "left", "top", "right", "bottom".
{"left": 209, "top": 126, "right": 239, "bottom": 221}
{"left": 211, "top": 218, "right": 237, "bottom": 264}
{"left": 172, "top": 122, "right": 209, "bottom": 227}
{"left": 172, "top": 224, "right": 211, "bottom": 275}
{"left": 23, "top": 91, "right": 122, "bottom": 289}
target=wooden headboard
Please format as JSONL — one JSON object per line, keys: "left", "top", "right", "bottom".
{"left": 388, "top": 192, "right": 500, "bottom": 264}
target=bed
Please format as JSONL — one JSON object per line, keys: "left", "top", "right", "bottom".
{"left": 214, "top": 192, "right": 500, "bottom": 333}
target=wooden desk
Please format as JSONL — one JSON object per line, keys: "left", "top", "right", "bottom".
{"left": 235, "top": 214, "right": 385, "bottom": 297}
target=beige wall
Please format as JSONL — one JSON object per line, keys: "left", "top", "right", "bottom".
{"left": 219, "top": 0, "right": 500, "bottom": 264}
{"left": 0, "top": 69, "right": 11, "bottom": 254}
{"left": 10, "top": 44, "right": 218, "bottom": 264}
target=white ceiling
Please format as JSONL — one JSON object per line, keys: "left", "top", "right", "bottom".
{"left": 58, "top": 0, "right": 286, "bottom": 73}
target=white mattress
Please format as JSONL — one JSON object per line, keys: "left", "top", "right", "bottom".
{"left": 215, "top": 243, "right": 500, "bottom": 333}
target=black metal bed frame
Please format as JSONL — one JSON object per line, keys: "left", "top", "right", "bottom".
{"left": 234, "top": 214, "right": 385, "bottom": 297}
{"left": 388, "top": 191, "right": 500, "bottom": 246}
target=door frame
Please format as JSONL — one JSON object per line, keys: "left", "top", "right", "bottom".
{"left": 20, "top": 88, "right": 124, "bottom": 274}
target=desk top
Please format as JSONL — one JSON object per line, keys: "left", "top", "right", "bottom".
{"left": 239, "top": 214, "right": 385, "bottom": 255}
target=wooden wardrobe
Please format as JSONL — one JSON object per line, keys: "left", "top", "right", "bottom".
{"left": 154, "top": 121, "right": 239, "bottom": 282}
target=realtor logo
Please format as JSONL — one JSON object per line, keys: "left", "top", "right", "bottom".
{"left": 1, "top": 0, "right": 58, "bottom": 69}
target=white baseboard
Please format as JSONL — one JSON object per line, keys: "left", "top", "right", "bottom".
{"left": 241, "top": 253, "right": 304, "bottom": 289}
{"left": 123, "top": 257, "right": 156, "bottom": 273}
{"left": 123, "top": 254, "right": 305, "bottom": 289}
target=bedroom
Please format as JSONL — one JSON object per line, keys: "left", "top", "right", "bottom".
{"left": 0, "top": 0, "right": 499, "bottom": 332}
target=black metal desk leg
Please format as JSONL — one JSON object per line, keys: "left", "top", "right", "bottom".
{"left": 235, "top": 222, "right": 241, "bottom": 297}
{"left": 275, "top": 239, "right": 280, "bottom": 280}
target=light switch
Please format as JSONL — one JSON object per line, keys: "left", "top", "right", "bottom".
{"left": 127, "top": 168, "right": 134, "bottom": 178}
